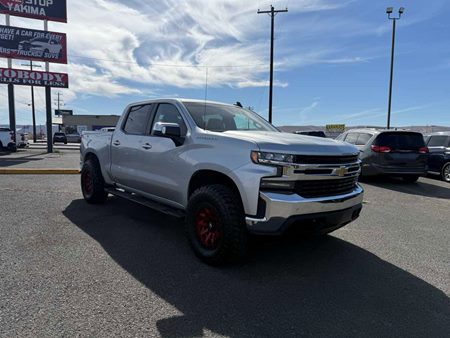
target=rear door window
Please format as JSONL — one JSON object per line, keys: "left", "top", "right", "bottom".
{"left": 355, "top": 133, "right": 372, "bottom": 145}
{"left": 344, "top": 133, "right": 358, "bottom": 144}
{"left": 375, "top": 132, "right": 425, "bottom": 150}
{"left": 123, "top": 104, "right": 152, "bottom": 135}
{"left": 427, "top": 136, "right": 449, "bottom": 147}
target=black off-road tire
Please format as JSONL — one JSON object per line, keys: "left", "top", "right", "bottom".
{"left": 186, "top": 184, "right": 247, "bottom": 265}
{"left": 442, "top": 163, "right": 450, "bottom": 183}
{"left": 81, "top": 158, "right": 108, "bottom": 204}
{"left": 401, "top": 175, "right": 419, "bottom": 183}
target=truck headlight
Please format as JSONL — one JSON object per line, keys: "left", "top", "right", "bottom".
{"left": 251, "top": 151, "right": 294, "bottom": 166}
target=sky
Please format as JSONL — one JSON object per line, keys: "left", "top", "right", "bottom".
{"left": 0, "top": 0, "right": 449, "bottom": 127}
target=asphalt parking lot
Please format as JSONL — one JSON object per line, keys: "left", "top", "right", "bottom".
{"left": 1, "top": 167, "right": 449, "bottom": 336}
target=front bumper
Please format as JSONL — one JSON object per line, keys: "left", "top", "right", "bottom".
{"left": 245, "top": 184, "right": 364, "bottom": 234}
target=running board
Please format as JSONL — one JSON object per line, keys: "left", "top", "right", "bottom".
{"left": 105, "top": 188, "right": 185, "bottom": 218}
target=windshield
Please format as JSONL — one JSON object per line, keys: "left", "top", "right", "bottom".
{"left": 183, "top": 102, "right": 278, "bottom": 132}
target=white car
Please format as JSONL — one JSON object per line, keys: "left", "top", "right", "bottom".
{"left": 0, "top": 128, "right": 17, "bottom": 152}
{"left": 18, "top": 37, "right": 63, "bottom": 56}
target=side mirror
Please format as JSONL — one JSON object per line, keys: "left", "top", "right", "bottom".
{"left": 153, "top": 122, "right": 183, "bottom": 145}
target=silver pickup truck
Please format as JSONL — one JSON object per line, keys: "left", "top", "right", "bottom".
{"left": 81, "top": 99, "right": 364, "bottom": 264}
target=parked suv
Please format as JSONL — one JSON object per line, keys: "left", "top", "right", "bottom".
{"left": 424, "top": 132, "right": 450, "bottom": 182}
{"left": 337, "top": 129, "right": 428, "bottom": 182}
{"left": 0, "top": 128, "right": 17, "bottom": 152}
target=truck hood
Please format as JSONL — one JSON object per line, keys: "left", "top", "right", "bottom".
{"left": 222, "top": 131, "right": 358, "bottom": 156}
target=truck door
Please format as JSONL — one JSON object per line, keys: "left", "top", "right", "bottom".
{"left": 135, "top": 103, "right": 189, "bottom": 205}
{"left": 110, "top": 103, "right": 155, "bottom": 189}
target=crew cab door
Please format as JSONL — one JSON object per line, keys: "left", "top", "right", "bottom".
{"left": 134, "top": 103, "right": 189, "bottom": 205}
{"left": 110, "top": 103, "right": 155, "bottom": 189}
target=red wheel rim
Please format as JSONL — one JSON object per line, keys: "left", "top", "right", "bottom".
{"left": 82, "top": 170, "right": 93, "bottom": 195}
{"left": 195, "top": 207, "right": 223, "bottom": 249}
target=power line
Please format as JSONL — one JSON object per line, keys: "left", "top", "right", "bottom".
{"left": 68, "top": 54, "right": 266, "bottom": 68}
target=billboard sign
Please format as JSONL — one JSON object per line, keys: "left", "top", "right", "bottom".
{"left": 55, "top": 109, "right": 72, "bottom": 115}
{"left": 0, "top": 25, "right": 67, "bottom": 64}
{"left": 0, "top": 0, "right": 67, "bottom": 23}
{"left": 326, "top": 124, "right": 346, "bottom": 133}
{"left": 0, "top": 67, "right": 68, "bottom": 87}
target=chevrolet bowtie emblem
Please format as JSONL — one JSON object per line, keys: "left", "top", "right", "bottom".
{"left": 335, "top": 166, "right": 348, "bottom": 177}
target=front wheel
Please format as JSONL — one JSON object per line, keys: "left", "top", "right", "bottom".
{"left": 186, "top": 184, "right": 247, "bottom": 265}
{"left": 81, "top": 159, "right": 108, "bottom": 204}
{"left": 442, "top": 163, "right": 450, "bottom": 183}
{"left": 401, "top": 175, "right": 419, "bottom": 183}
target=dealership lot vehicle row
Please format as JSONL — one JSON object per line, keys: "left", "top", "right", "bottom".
{"left": 0, "top": 174, "right": 449, "bottom": 337}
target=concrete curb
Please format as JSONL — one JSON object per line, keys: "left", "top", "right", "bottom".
{"left": 0, "top": 168, "right": 80, "bottom": 175}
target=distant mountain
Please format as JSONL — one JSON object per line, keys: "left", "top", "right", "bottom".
{"left": 277, "top": 125, "right": 450, "bottom": 134}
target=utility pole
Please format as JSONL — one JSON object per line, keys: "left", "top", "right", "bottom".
{"left": 385, "top": 7, "right": 404, "bottom": 129}
{"left": 258, "top": 5, "right": 288, "bottom": 124}
{"left": 54, "top": 92, "right": 64, "bottom": 112}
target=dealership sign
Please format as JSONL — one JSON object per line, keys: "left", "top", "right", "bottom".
{"left": 0, "top": 0, "right": 67, "bottom": 23}
{"left": 0, "top": 67, "right": 68, "bottom": 87}
{"left": 0, "top": 25, "right": 67, "bottom": 63}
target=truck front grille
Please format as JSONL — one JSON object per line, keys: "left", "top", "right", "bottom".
{"left": 294, "top": 155, "right": 358, "bottom": 164}
{"left": 295, "top": 177, "right": 358, "bottom": 198}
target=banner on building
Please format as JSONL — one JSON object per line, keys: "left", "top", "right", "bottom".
{"left": 0, "top": 0, "right": 67, "bottom": 23}
{"left": 0, "top": 67, "right": 69, "bottom": 87}
{"left": 0, "top": 25, "right": 67, "bottom": 64}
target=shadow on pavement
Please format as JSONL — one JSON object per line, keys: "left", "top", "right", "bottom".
{"left": 361, "top": 176, "right": 450, "bottom": 199}
{"left": 0, "top": 151, "right": 47, "bottom": 167}
{"left": 63, "top": 198, "right": 450, "bottom": 337}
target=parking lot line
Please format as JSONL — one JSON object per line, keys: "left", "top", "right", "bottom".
{"left": 0, "top": 168, "right": 80, "bottom": 175}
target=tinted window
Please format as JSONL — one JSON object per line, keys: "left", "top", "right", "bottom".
{"left": 123, "top": 105, "right": 152, "bottom": 135}
{"left": 427, "top": 136, "right": 449, "bottom": 147}
{"left": 344, "top": 133, "right": 358, "bottom": 144}
{"left": 375, "top": 132, "right": 425, "bottom": 150}
{"left": 152, "top": 103, "right": 187, "bottom": 135}
{"left": 355, "top": 133, "right": 372, "bottom": 145}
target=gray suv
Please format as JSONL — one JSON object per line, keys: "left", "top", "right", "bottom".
{"left": 337, "top": 129, "right": 428, "bottom": 182}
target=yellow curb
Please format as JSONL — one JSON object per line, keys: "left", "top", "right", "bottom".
{"left": 0, "top": 168, "right": 80, "bottom": 175}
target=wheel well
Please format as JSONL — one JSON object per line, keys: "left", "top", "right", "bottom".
{"left": 84, "top": 152, "right": 99, "bottom": 164}
{"left": 189, "top": 170, "right": 242, "bottom": 201}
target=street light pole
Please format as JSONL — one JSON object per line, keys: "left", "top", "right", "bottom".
{"left": 386, "top": 7, "right": 404, "bottom": 129}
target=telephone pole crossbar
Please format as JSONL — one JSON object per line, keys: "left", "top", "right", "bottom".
{"left": 258, "top": 5, "right": 288, "bottom": 124}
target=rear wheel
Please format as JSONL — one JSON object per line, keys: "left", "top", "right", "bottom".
{"left": 7, "top": 143, "right": 17, "bottom": 152}
{"left": 401, "top": 175, "right": 419, "bottom": 183}
{"left": 81, "top": 158, "right": 108, "bottom": 204}
{"left": 186, "top": 184, "right": 247, "bottom": 265}
{"left": 442, "top": 163, "right": 450, "bottom": 183}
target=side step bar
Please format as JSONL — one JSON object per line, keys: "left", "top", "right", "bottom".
{"left": 105, "top": 188, "right": 185, "bottom": 218}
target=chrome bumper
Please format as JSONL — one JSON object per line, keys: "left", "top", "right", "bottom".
{"left": 245, "top": 184, "right": 364, "bottom": 234}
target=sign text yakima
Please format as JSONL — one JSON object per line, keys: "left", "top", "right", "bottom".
{"left": 0, "top": 0, "right": 67, "bottom": 23}
{"left": 0, "top": 25, "right": 67, "bottom": 64}
{"left": 0, "top": 67, "right": 68, "bottom": 88}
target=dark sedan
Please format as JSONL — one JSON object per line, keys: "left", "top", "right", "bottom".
{"left": 53, "top": 132, "right": 67, "bottom": 144}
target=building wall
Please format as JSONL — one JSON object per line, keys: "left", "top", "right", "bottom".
{"left": 62, "top": 115, "right": 120, "bottom": 132}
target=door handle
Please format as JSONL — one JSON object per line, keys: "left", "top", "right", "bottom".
{"left": 113, "top": 140, "right": 120, "bottom": 146}
{"left": 142, "top": 143, "right": 152, "bottom": 150}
